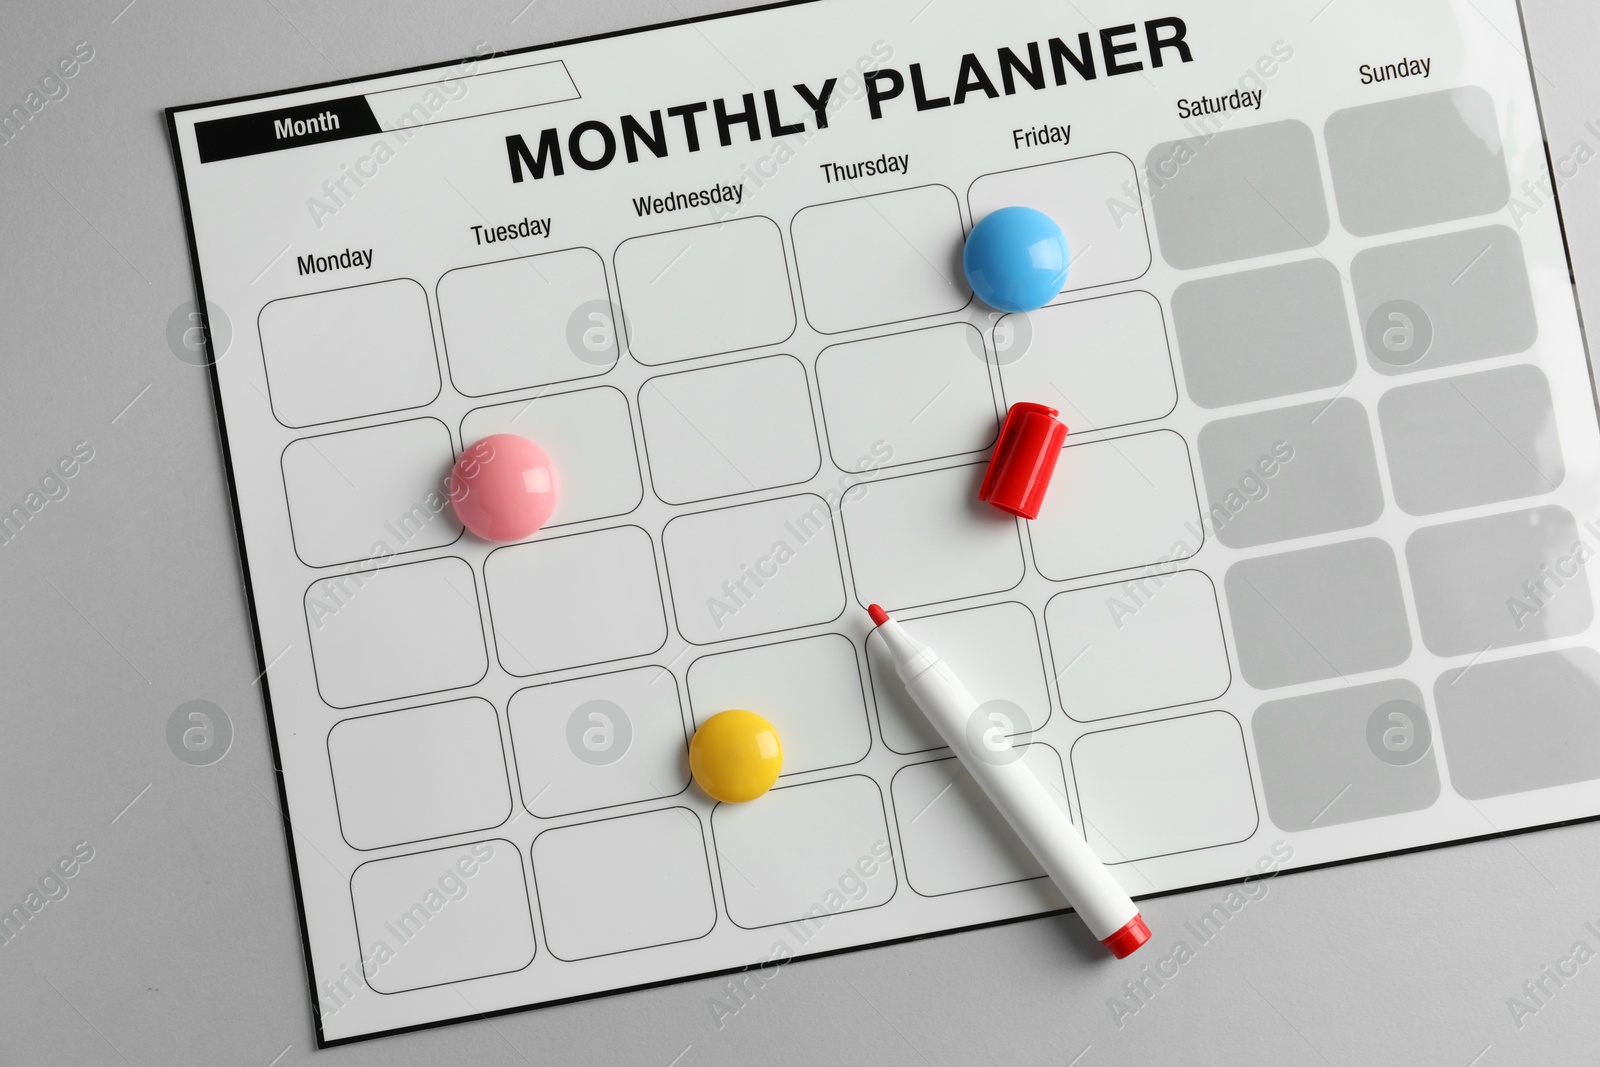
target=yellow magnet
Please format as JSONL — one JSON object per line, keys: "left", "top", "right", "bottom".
{"left": 689, "top": 710, "right": 783, "bottom": 803}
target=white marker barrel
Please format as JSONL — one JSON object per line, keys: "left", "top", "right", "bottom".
{"left": 876, "top": 614, "right": 1147, "bottom": 953}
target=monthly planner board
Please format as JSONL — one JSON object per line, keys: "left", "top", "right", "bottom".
{"left": 169, "top": 0, "right": 1600, "bottom": 1043}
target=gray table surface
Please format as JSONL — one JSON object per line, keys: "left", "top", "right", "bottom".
{"left": 5, "top": 0, "right": 1600, "bottom": 1063}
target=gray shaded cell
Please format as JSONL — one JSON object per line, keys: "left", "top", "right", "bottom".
{"left": 1147, "top": 120, "right": 1330, "bottom": 270}
{"left": 1364, "top": 299, "right": 1433, "bottom": 369}
{"left": 1226, "top": 538, "right": 1412, "bottom": 690}
{"left": 1379, "top": 364, "right": 1565, "bottom": 516}
{"left": 1352, "top": 226, "right": 1537, "bottom": 375}
{"left": 1253, "top": 680, "right": 1440, "bottom": 831}
{"left": 1436, "top": 648, "right": 1600, "bottom": 799}
{"left": 1407, "top": 506, "right": 1593, "bottom": 657}
{"left": 1325, "top": 86, "right": 1511, "bottom": 237}
{"left": 1174, "top": 259, "right": 1356, "bottom": 408}
{"left": 1199, "top": 397, "right": 1383, "bottom": 549}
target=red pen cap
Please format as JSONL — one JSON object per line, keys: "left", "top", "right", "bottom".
{"left": 1102, "top": 914, "right": 1152, "bottom": 958}
{"left": 979, "top": 402, "right": 1069, "bottom": 520}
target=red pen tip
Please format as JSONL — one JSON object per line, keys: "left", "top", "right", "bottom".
{"left": 867, "top": 604, "right": 890, "bottom": 626}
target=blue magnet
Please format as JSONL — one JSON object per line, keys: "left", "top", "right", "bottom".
{"left": 962, "top": 206, "right": 1069, "bottom": 313}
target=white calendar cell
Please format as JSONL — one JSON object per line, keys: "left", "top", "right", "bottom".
{"left": 282, "top": 417, "right": 461, "bottom": 568}
{"left": 328, "top": 698, "right": 512, "bottom": 850}
{"left": 531, "top": 808, "right": 716, "bottom": 960}
{"left": 815, "top": 324, "right": 998, "bottom": 471}
{"left": 867, "top": 601, "right": 1051, "bottom": 754}
{"left": 841, "top": 464, "right": 1024, "bottom": 610}
{"left": 639, "top": 354, "right": 820, "bottom": 504}
{"left": 791, "top": 185, "right": 970, "bottom": 334}
{"left": 1072, "top": 713, "right": 1258, "bottom": 863}
{"left": 968, "top": 153, "right": 1152, "bottom": 294}
{"left": 484, "top": 526, "right": 668, "bottom": 675}
{"left": 507, "top": 666, "right": 690, "bottom": 818}
{"left": 687, "top": 634, "right": 871, "bottom": 775}
{"left": 259, "top": 278, "right": 440, "bottom": 428}
{"left": 305, "top": 557, "right": 488, "bottom": 708}
{"left": 350, "top": 840, "right": 535, "bottom": 993}
{"left": 1044, "top": 571, "right": 1230, "bottom": 722}
{"left": 615, "top": 216, "right": 796, "bottom": 365}
{"left": 662, "top": 495, "right": 847, "bottom": 644}
{"left": 710, "top": 776, "right": 896, "bottom": 928}
{"left": 997, "top": 291, "right": 1177, "bottom": 434}
{"left": 1028, "top": 430, "right": 1201, "bottom": 581}
{"left": 437, "top": 246, "right": 618, "bottom": 395}
{"left": 460, "top": 387, "right": 643, "bottom": 528}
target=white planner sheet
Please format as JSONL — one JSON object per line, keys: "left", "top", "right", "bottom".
{"left": 167, "top": 0, "right": 1600, "bottom": 1043}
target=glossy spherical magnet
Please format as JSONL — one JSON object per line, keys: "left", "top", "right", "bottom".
{"left": 449, "top": 433, "right": 557, "bottom": 543}
{"left": 689, "top": 710, "right": 783, "bottom": 804}
{"left": 963, "top": 206, "right": 1070, "bottom": 314}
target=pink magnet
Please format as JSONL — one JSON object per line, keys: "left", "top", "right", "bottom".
{"left": 449, "top": 434, "right": 557, "bottom": 543}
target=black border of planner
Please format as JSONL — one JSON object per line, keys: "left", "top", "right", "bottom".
{"left": 164, "top": 0, "right": 1600, "bottom": 1049}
